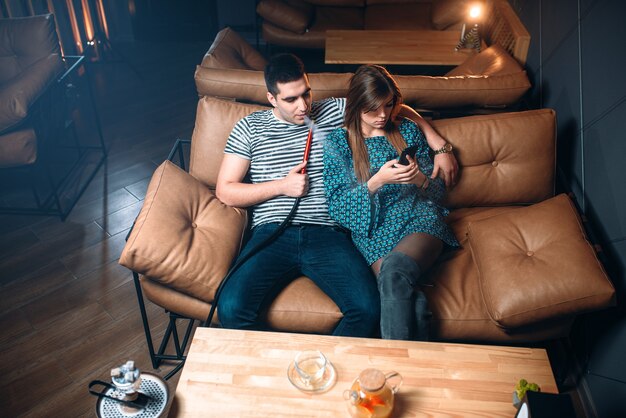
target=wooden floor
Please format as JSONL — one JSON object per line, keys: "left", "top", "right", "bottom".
{"left": 0, "top": 41, "right": 209, "bottom": 417}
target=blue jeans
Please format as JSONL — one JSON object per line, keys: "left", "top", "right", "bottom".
{"left": 218, "top": 223, "right": 380, "bottom": 337}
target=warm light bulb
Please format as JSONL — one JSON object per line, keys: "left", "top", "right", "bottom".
{"left": 469, "top": 5, "right": 481, "bottom": 19}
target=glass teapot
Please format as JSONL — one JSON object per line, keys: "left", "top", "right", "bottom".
{"left": 344, "top": 368, "right": 403, "bottom": 418}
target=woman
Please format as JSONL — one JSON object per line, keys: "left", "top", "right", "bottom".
{"left": 323, "top": 65, "right": 459, "bottom": 341}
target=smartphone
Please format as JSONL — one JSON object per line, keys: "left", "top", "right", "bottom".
{"left": 397, "top": 145, "right": 419, "bottom": 165}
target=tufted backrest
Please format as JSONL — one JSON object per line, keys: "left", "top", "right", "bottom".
{"left": 0, "top": 14, "right": 60, "bottom": 84}
{"left": 433, "top": 108, "right": 556, "bottom": 208}
{"left": 189, "top": 97, "right": 269, "bottom": 188}
{"left": 190, "top": 97, "right": 556, "bottom": 208}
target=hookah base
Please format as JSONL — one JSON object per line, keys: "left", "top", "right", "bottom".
{"left": 94, "top": 373, "right": 169, "bottom": 418}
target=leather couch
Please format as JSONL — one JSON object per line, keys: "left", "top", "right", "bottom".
{"left": 256, "top": 0, "right": 530, "bottom": 65}
{"left": 195, "top": 27, "right": 531, "bottom": 111}
{"left": 119, "top": 96, "right": 615, "bottom": 344}
{"left": 257, "top": 0, "right": 464, "bottom": 49}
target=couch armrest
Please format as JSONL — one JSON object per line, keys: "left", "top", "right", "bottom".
{"left": 119, "top": 160, "right": 248, "bottom": 302}
{"left": 467, "top": 194, "right": 616, "bottom": 329}
{"left": 256, "top": 0, "right": 313, "bottom": 34}
{"left": 200, "top": 27, "right": 267, "bottom": 71}
{"left": 446, "top": 44, "right": 524, "bottom": 77}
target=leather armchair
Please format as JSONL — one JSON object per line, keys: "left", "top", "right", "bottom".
{"left": 0, "top": 14, "right": 106, "bottom": 220}
{"left": 0, "top": 14, "right": 64, "bottom": 169}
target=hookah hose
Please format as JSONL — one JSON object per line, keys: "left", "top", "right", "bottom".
{"left": 204, "top": 127, "right": 314, "bottom": 327}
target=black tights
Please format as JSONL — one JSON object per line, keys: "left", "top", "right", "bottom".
{"left": 372, "top": 232, "right": 443, "bottom": 276}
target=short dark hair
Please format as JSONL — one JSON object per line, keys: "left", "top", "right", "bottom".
{"left": 264, "top": 53, "right": 306, "bottom": 96}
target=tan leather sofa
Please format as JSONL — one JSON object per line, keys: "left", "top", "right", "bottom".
{"left": 195, "top": 27, "right": 531, "bottom": 111}
{"left": 257, "top": 0, "right": 530, "bottom": 65}
{"left": 119, "top": 97, "right": 615, "bottom": 344}
{"left": 257, "top": 0, "right": 465, "bottom": 49}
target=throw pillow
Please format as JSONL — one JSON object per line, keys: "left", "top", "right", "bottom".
{"left": 119, "top": 160, "right": 247, "bottom": 302}
{"left": 468, "top": 193, "right": 615, "bottom": 329}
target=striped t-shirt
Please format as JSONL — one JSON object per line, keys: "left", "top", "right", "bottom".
{"left": 224, "top": 97, "right": 346, "bottom": 228}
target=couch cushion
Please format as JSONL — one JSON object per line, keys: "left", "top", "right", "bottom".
{"left": 140, "top": 275, "right": 342, "bottom": 334}
{"left": 266, "top": 276, "right": 343, "bottom": 333}
{"left": 0, "top": 54, "right": 63, "bottom": 133}
{"left": 0, "top": 14, "right": 61, "bottom": 84}
{"left": 431, "top": 0, "right": 467, "bottom": 30}
{"left": 262, "top": 21, "right": 327, "bottom": 49}
{"left": 467, "top": 193, "right": 615, "bottom": 329}
{"left": 0, "top": 128, "right": 37, "bottom": 168}
{"left": 423, "top": 204, "right": 574, "bottom": 342}
{"left": 200, "top": 27, "right": 267, "bottom": 71}
{"left": 425, "top": 241, "right": 572, "bottom": 342}
{"left": 140, "top": 276, "right": 216, "bottom": 323}
{"left": 190, "top": 97, "right": 269, "bottom": 188}
{"left": 428, "top": 206, "right": 517, "bottom": 336}
{"left": 256, "top": 0, "right": 313, "bottom": 34}
{"left": 119, "top": 160, "right": 248, "bottom": 302}
{"left": 432, "top": 109, "right": 556, "bottom": 208}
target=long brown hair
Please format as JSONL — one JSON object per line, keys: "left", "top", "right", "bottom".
{"left": 344, "top": 65, "right": 406, "bottom": 182}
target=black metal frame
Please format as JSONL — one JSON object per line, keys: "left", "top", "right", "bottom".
{"left": 130, "top": 138, "right": 194, "bottom": 380}
{"left": 0, "top": 55, "right": 107, "bottom": 220}
{"left": 132, "top": 271, "right": 195, "bottom": 380}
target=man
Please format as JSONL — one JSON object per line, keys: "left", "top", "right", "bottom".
{"left": 216, "top": 54, "right": 456, "bottom": 337}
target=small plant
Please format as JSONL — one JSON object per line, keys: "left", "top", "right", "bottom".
{"left": 515, "top": 378, "right": 541, "bottom": 401}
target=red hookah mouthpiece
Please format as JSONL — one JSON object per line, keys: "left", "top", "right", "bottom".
{"left": 301, "top": 128, "right": 313, "bottom": 174}
{"left": 301, "top": 116, "right": 315, "bottom": 174}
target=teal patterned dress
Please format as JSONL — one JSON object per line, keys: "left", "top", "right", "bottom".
{"left": 323, "top": 118, "right": 460, "bottom": 265}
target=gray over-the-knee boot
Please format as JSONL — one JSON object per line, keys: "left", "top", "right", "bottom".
{"left": 414, "top": 289, "right": 432, "bottom": 341}
{"left": 377, "top": 251, "right": 422, "bottom": 340}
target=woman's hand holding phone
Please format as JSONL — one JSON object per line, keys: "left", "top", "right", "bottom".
{"left": 397, "top": 144, "right": 419, "bottom": 166}
{"left": 367, "top": 158, "right": 420, "bottom": 193}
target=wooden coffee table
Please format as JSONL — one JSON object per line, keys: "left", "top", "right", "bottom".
{"left": 169, "top": 328, "right": 557, "bottom": 417}
{"left": 325, "top": 30, "right": 482, "bottom": 66}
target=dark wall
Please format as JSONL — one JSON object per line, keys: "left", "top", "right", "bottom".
{"left": 127, "top": 0, "right": 217, "bottom": 42}
{"left": 106, "top": 0, "right": 257, "bottom": 44}
{"left": 513, "top": 0, "right": 626, "bottom": 416}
